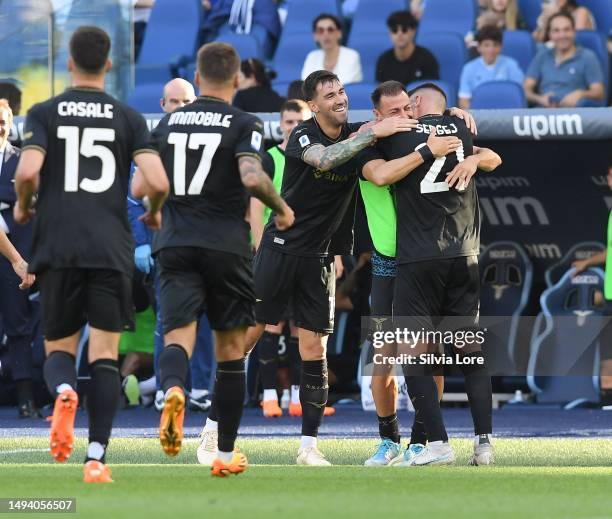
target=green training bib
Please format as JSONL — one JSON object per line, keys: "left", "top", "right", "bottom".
{"left": 264, "top": 146, "right": 285, "bottom": 223}
{"left": 359, "top": 179, "right": 396, "bottom": 257}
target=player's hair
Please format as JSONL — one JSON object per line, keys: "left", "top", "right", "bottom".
{"left": 0, "top": 83, "right": 21, "bottom": 115}
{"left": 312, "top": 13, "right": 342, "bottom": 32}
{"left": 280, "top": 99, "right": 309, "bottom": 116}
{"left": 0, "top": 98, "right": 13, "bottom": 119}
{"left": 408, "top": 82, "right": 448, "bottom": 107}
{"left": 475, "top": 25, "right": 503, "bottom": 44}
{"left": 240, "top": 58, "right": 272, "bottom": 88}
{"left": 69, "top": 26, "right": 111, "bottom": 74}
{"left": 386, "top": 10, "right": 418, "bottom": 31}
{"left": 302, "top": 70, "right": 340, "bottom": 101}
{"left": 197, "top": 42, "right": 241, "bottom": 84}
{"left": 371, "top": 80, "right": 407, "bottom": 108}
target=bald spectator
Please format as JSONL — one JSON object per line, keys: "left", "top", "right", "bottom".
{"left": 160, "top": 78, "right": 196, "bottom": 113}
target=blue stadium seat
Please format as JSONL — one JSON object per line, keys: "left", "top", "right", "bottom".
{"left": 415, "top": 32, "right": 466, "bottom": 92}
{"left": 283, "top": 0, "right": 340, "bottom": 35}
{"left": 136, "top": 0, "right": 202, "bottom": 85}
{"left": 471, "top": 80, "right": 527, "bottom": 109}
{"left": 545, "top": 242, "right": 606, "bottom": 288}
{"left": 344, "top": 82, "right": 378, "bottom": 110}
{"left": 479, "top": 241, "right": 533, "bottom": 372}
{"left": 347, "top": 33, "right": 390, "bottom": 83}
{"left": 580, "top": 0, "right": 612, "bottom": 36}
{"left": 271, "top": 80, "right": 292, "bottom": 98}
{"left": 127, "top": 83, "right": 164, "bottom": 113}
{"left": 527, "top": 267, "right": 605, "bottom": 406}
{"left": 575, "top": 30, "right": 609, "bottom": 94}
{"left": 273, "top": 33, "right": 316, "bottom": 82}
{"left": 501, "top": 30, "right": 535, "bottom": 72}
{"left": 418, "top": 0, "right": 476, "bottom": 37}
{"left": 350, "top": 0, "right": 407, "bottom": 37}
{"left": 406, "top": 79, "right": 457, "bottom": 107}
{"left": 214, "top": 32, "right": 261, "bottom": 60}
{"left": 517, "top": 0, "right": 542, "bottom": 31}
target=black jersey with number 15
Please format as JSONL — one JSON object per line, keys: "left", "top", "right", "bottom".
{"left": 151, "top": 96, "right": 265, "bottom": 258}
{"left": 377, "top": 114, "right": 478, "bottom": 264}
{"left": 21, "top": 87, "right": 156, "bottom": 275}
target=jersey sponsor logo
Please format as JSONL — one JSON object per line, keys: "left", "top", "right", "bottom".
{"left": 168, "top": 111, "right": 233, "bottom": 128}
{"left": 313, "top": 169, "right": 349, "bottom": 183}
{"left": 513, "top": 114, "right": 583, "bottom": 140}
{"left": 251, "top": 130, "right": 262, "bottom": 151}
{"left": 273, "top": 237, "right": 285, "bottom": 245}
{"left": 58, "top": 101, "right": 114, "bottom": 119}
{"left": 299, "top": 135, "right": 310, "bottom": 147}
{"left": 489, "top": 250, "right": 517, "bottom": 259}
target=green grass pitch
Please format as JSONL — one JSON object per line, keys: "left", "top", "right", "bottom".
{"left": 1, "top": 437, "right": 611, "bottom": 518}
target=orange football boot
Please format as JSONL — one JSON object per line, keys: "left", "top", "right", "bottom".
{"left": 49, "top": 389, "right": 78, "bottom": 462}
{"left": 262, "top": 399, "right": 283, "bottom": 418}
{"left": 159, "top": 386, "right": 185, "bottom": 456}
{"left": 210, "top": 451, "right": 248, "bottom": 477}
{"left": 83, "top": 460, "right": 113, "bottom": 483}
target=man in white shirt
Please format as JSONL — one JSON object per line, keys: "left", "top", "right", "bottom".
{"left": 301, "top": 13, "right": 362, "bottom": 85}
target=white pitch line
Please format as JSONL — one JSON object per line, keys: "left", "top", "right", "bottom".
{"left": 0, "top": 448, "right": 50, "bottom": 455}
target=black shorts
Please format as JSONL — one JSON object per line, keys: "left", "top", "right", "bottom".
{"left": 39, "top": 268, "right": 134, "bottom": 341}
{"left": 394, "top": 255, "right": 480, "bottom": 329}
{"left": 370, "top": 251, "right": 397, "bottom": 317}
{"left": 157, "top": 247, "right": 255, "bottom": 333}
{"left": 253, "top": 246, "right": 335, "bottom": 334}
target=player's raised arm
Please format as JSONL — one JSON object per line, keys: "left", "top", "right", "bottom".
{"left": 303, "top": 116, "right": 414, "bottom": 172}
{"left": 14, "top": 148, "right": 44, "bottom": 225}
{"left": 238, "top": 155, "right": 294, "bottom": 231}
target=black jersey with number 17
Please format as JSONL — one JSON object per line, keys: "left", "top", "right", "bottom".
{"left": 377, "top": 113, "right": 478, "bottom": 264}
{"left": 151, "top": 96, "right": 265, "bottom": 258}
{"left": 21, "top": 87, "right": 156, "bottom": 275}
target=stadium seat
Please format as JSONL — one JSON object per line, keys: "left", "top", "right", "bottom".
{"left": 527, "top": 267, "right": 605, "bottom": 407}
{"left": 501, "top": 30, "right": 535, "bottom": 72}
{"left": 575, "top": 30, "right": 609, "bottom": 94}
{"left": 350, "top": 0, "right": 407, "bottom": 37}
{"left": 406, "top": 80, "right": 457, "bottom": 107}
{"left": 580, "top": 0, "right": 612, "bottom": 37}
{"left": 479, "top": 241, "right": 533, "bottom": 372}
{"left": 418, "top": 0, "right": 476, "bottom": 37}
{"left": 545, "top": 241, "right": 606, "bottom": 288}
{"left": 517, "top": 0, "right": 542, "bottom": 31}
{"left": 127, "top": 83, "right": 165, "bottom": 113}
{"left": 273, "top": 33, "right": 316, "bottom": 82}
{"left": 346, "top": 33, "right": 390, "bottom": 83}
{"left": 415, "top": 32, "right": 467, "bottom": 92}
{"left": 271, "top": 80, "right": 292, "bottom": 98}
{"left": 344, "top": 82, "right": 377, "bottom": 110}
{"left": 470, "top": 80, "right": 527, "bottom": 109}
{"left": 214, "top": 32, "right": 261, "bottom": 60}
{"left": 282, "top": 0, "right": 340, "bottom": 35}
{"left": 136, "top": 0, "right": 202, "bottom": 85}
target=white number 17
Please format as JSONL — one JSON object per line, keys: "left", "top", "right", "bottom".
{"left": 168, "top": 132, "right": 221, "bottom": 195}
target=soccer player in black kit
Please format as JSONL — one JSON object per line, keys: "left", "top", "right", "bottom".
{"left": 243, "top": 70, "right": 415, "bottom": 465}
{"left": 13, "top": 26, "right": 169, "bottom": 483}
{"left": 132, "top": 42, "right": 294, "bottom": 477}
{"left": 377, "top": 83, "right": 502, "bottom": 466}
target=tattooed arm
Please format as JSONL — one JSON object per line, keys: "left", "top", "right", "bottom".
{"left": 239, "top": 156, "right": 294, "bottom": 230}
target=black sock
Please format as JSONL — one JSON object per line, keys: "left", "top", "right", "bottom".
{"left": 378, "top": 413, "right": 400, "bottom": 444}
{"left": 404, "top": 375, "right": 448, "bottom": 443}
{"left": 215, "top": 359, "right": 246, "bottom": 453}
{"left": 289, "top": 336, "right": 301, "bottom": 386}
{"left": 410, "top": 408, "right": 428, "bottom": 446}
{"left": 16, "top": 379, "right": 34, "bottom": 407}
{"left": 258, "top": 332, "right": 280, "bottom": 390}
{"left": 86, "top": 359, "right": 120, "bottom": 463}
{"left": 159, "top": 344, "right": 189, "bottom": 393}
{"left": 300, "top": 359, "right": 328, "bottom": 437}
{"left": 461, "top": 358, "right": 492, "bottom": 435}
{"left": 43, "top": 351, "right": 76, "bottom": 396}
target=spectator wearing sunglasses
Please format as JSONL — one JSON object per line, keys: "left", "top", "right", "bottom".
{"left": 375, "top": 11, "right": 439, "bottom": 85}
{"left": 301, "top": 14, "right": 363, "bottom": 85}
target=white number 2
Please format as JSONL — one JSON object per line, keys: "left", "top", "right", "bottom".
{"left": 168, "top": 132, "right": 222, "bottom": 196}
{"left": 417, "top": 143, "right": 464, "bottom": 194}
{"left": 57, "top": 126, "right": 116, "bottom": 193}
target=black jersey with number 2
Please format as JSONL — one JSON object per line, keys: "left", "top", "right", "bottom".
{"left": 22, "top": 87, "right": 155, "bottom": 275}
{"left": 151, "top": 96, "right": 265, "bottom": 258}
{"left": 261, "top": 116, "right": 362, "bottom": 257}
{"left": 377, "top": 114, "right": 478, "bottom": 264}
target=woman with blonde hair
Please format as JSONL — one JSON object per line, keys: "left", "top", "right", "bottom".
{"left": 476, "top": 0, "right": 524, "bottom": 31}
